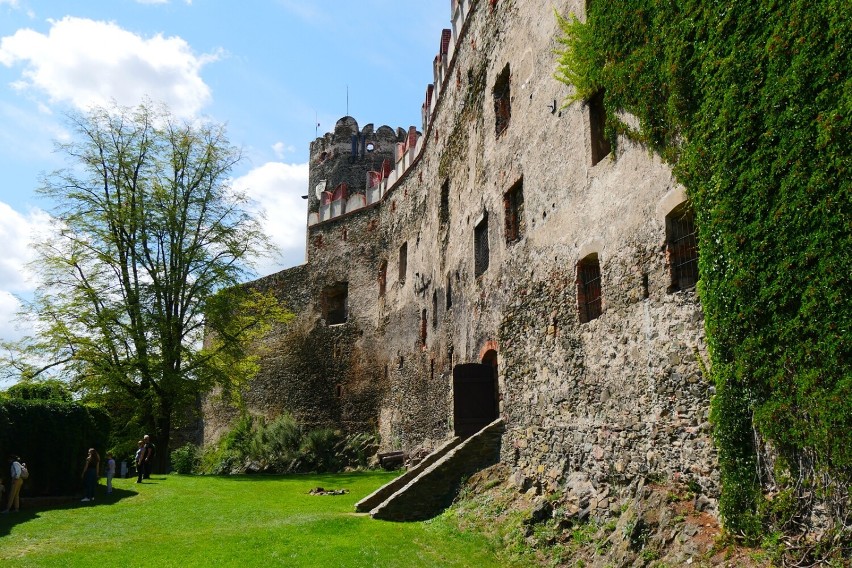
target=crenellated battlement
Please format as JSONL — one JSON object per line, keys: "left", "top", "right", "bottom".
{"left": 306, "top": 116, "right": 422, "bottom": 227}
{"left": 305, "top": 0, "right": 477, "bottom": 229}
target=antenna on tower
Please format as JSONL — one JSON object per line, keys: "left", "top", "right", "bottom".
{"left": 315, "top": 111, "right": 318, "bottom": 138}
{"left": 346, "top": 85, "right": 349, "bottom": 116}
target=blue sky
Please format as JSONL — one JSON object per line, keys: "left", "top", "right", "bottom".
{"left": 0, "top": 0, "right": 447, "bottom": 342}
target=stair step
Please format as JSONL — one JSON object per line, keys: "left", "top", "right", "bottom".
{"left": 364, "top": 418, "right": 504, "bottom": 521}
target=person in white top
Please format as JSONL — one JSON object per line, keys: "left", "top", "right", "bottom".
{"left": 106, "top": 453, "right": 116, "bottom": 494}
{"left": 2, "top": 455, "right": 23, "bottom": 513}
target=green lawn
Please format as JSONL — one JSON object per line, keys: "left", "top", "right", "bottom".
{"left": 0, "top": 472, "right": 513, "bottom": 567}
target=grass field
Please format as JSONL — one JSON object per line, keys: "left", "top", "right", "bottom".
{"left": 0, "top": 471, "right": 515, "bottom": 567}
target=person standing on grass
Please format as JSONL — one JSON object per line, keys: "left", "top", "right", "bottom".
{"left": 134, "top": 440, "right": 144, "bottom": 482}
{"left": 2, "top": 455, "right": 23, "bottom": 513}
{"left": 105, "top": 453, "right": 116, "bottom": 494}
{"left": 142, "top": 434, "right": 155, "bottom": 479}
{"left": 136, "top": 437, "right": 151, "bottom": 483}
{"left": 81, "top": 448, "right": 100, "bottom": 502}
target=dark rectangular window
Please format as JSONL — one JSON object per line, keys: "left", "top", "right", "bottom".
{"left": 577, "top": 255, "right": 602, "bottom": 323}
{"left": 474, "top": 214, "right": 490, "bottom": 277}
{"left": 322, "top": 282, "right": 348, "bottom": 325}
{"left": 432, "top": 291, "right": 438, "bottom": 329}
{"left": 378, "top": 260, "right": 387, "bottom": 297}
{"left": 399, "top": 242, "right": 408, "bottom": 284}
{"left": 439, "top": 179, "right": 450, "bottom": 227}
{"left": 494, "top": 64, "right": 511, "bottom": 137}
{"left": 666, "top": 204, "right": 698, "bottom": 292}
{"left": 504, "top": 177, "right": 525, "bottom": 243}
{"left": 589, "top": 90, "right": 611, "bottom": 165}
{"left": 420, "top": 309, "right": 428, "bottom": 346}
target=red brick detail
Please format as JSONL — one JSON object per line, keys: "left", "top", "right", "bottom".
{"left": 478, "top": 340, "right": 499, "bottom": 362}
{"left": 332, "top": 183, "right": 348, "bottom": 202}
{"left": 440, "top": 29, "right": 451, "bottom": 55}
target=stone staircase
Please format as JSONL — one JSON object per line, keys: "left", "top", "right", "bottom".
{"left": 355, "top": 418, "right": 504, "bottom": 521}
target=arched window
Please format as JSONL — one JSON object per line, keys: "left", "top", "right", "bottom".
{"left": 577, "top": 254, "right": 602, "bottom": 323}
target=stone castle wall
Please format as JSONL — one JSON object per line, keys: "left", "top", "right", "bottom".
{"left": 204, "top": 0, "right": 718, "bottom": 508}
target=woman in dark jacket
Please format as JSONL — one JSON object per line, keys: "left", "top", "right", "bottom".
{"left": 81, "top": 448, "right": 100, "bottom": 502}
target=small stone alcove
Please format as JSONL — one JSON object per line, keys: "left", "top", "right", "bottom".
{"left": 321, "top": 282, "right": 348, "bottom": 325}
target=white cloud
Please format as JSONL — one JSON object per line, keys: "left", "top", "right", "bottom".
{"left": 0, "top": 201, "right": 50, "bottom": 294}
{"left": 0, "top": 290, "right": 24, "bottom": 343}
{"left": 0, "top": 202, "right": 52, "bottom": 343}
{"left": 272, "top": 141, "right": 295, "bottom": 159}
{"left": 0, "top": 0, "right": 20, "bottom": 7}
{"left": 0, "top": 16, "right": 218, "bottom": 118}
{"left": 232, "top": 162, "right": 309, "bottom": 276}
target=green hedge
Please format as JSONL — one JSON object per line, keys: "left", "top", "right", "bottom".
{"left": 556, "top": 0, "right": 851, "bottom": 540}
{"left": 0, "top": 399, "right": 110, "bottom": 497}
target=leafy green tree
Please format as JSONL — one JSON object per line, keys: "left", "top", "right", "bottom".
{"left": 3, "top": 102, "right": 290, "bottom": 471}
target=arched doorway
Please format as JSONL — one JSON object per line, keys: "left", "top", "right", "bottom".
{"left": 452, "top": 350, "right": 499, "bottom": 437}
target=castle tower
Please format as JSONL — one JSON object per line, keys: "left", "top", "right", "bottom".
{"left": 306, "top": 117, "right": 414, "bottom": 232}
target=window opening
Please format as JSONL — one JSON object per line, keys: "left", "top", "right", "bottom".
{"left": 440, "top": 179, "right": 450, "bottom": 227}
{"left": 577, "top": 254, "right": 602, "bottom": 323}
{"left": 420, "top": 309, "right": 428, "bottom": 346}
{"left": 504, "top": 177, "right": 525, "bottom": 243}
{"left": 432, "top": 290, "right": 438, "bottom": 329}
{"left": 493, "top": 64, "right": 511, "bottom": 137}
{"left": 399, "top": 242, "right": 408, "bottom": 284}
{"left": 666, "top": 204, "right": 698, "bottom": 292}
{"left": 446, "top": 275, "right": 453, "bottom": 309}
{"left": 589, "top": 90, "right": 611, "bottom": 165}
{"left": 378, "top": 260, "right": 387, "bottom": 297}
{"left": 474, "top": 214, "right": 490, "bottom": 277}
{"left": 322, "top": 282, "right": 349, "bottom": 325}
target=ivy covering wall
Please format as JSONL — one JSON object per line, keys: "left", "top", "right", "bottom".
{"left": 555, "top": 0, "right": 850, "bottom": 540}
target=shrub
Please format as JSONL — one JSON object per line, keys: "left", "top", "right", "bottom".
{"left": 170, "top": 443, "right": 199, "bottom": 475}
{"left": 197, "top": 412, "right": 378, "bottom": 475}
{"left": 0, "top": 398, "right": 110, "bottom": 496}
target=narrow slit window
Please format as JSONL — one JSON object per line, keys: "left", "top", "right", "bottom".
{"left": 399, "top": 242, "right": 408, "bottom": 284}
{"left": 666, "top": 204, "right": 699, "bottom": 292}
{"left": 420, "top": 309, "right": 428, "bottom": 346}
{"left": 493, "top": 64, "right": 511, "bottom": 137}
{"left": 440, "top": 179, "right": 450, "bottom": 227}
{"left": 378, "top": 260, "right": 387, "bottom": 297}
{"left": 432, "top": 290, "right": 439, "bottom": 329}
{"left": 577, "top": 255, "right": 602, "bottom": 323}
{"left": 589, "top": 90, "right": 611, "bottom": 165}
{"left": 474, "top": 214, "right": 490, "bottom": 277}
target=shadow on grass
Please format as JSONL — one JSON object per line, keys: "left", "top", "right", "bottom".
{"left": 0, "top": 485, "right": 140, "bottom": 537}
